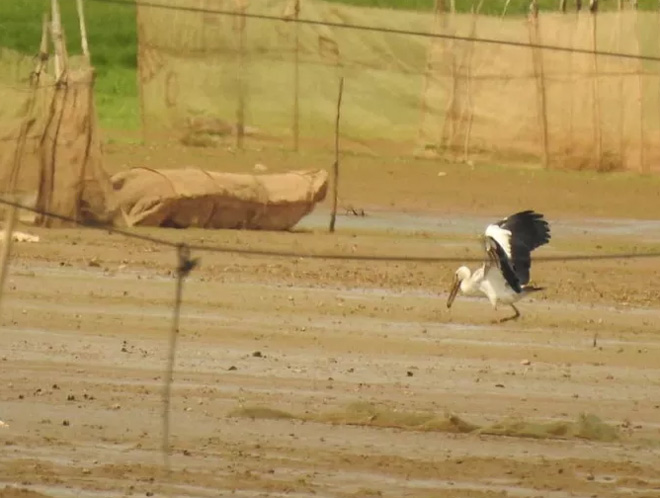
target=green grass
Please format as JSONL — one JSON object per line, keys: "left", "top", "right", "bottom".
{"left": 0, "top": 0, "right": 138, "bottom": 130}
{"left": 0, "top": 0, "right": 136, "bottom": 67}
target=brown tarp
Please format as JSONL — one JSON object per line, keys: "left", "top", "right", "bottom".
{"left": 35, "top": 66, "right": 116, "bottom": 226}
{"left": 111, "top": 167, "right": 328, "bottom": 230}
{"left": 0, "top": 54, "right": 116, "bottom": 226}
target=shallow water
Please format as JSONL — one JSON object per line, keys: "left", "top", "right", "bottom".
{"left": 297, "top": 208, "right": 660, "bottom": 240}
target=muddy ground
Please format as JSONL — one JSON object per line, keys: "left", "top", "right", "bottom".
{"left": 1, "top": 142, "right": 660, "bottom": 498}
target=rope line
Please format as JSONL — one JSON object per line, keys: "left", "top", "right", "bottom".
{"left": 0, "top": 197, "right": 177, "bottom": 248}
{"left": 87, "top": 0, "right": 660, "bottom": 63}
{"left": 1, "top": 196, "right": 658, "bottom": 263}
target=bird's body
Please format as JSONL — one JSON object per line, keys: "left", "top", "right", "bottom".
{"left": 447, "top": 210, "right": 551, "bottom": 322}
{"left": 457, "top": 265, "right": 518, "bottom": 304}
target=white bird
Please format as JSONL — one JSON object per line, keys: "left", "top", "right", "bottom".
{"left": 446, "top": 210, "right": 551, "bottom": 322}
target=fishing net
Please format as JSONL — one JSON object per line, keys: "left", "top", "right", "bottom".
{"left": 136, "top": 1, "right": 660, "bottom": 172}
{"left": 0, "top": 48, "right": 115, "bottom": 226}
{"left": 229, "top": 401, "right": 620, "bottom": 442}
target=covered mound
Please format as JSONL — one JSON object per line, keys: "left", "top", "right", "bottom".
{"left": 229, "top": 402, "right": 620, "bottom": 442}
{"left": 111, "top": 167, "right": 328, "bottom": 230}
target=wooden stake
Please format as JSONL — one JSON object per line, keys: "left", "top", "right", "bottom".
{"left": 566, "top": 9, "right": 575, "bottom": 154}
{"left": 40, "top": 13, "right": 50, "bottom": 62}
{"left": 76, "top": 0, "right": 90, "bottom": 61}
{"left": 29, "top": 13, "right": 50, "bottom": 84}
{"left": 529, "top": 0, "right": 550, "bottom": 169}
{"left": 657, "top": 3, "right": 660, "bottom": 173}
{"left": 627, "top": 2, "right": 646, "bottom": 173}
{"left": 617, "top": 0, "right": 625, "bottom": 168}
{"left": 51, "top": 0, "right": 67, "bottom": 81}
{"left": 329, "top": 77, "right": 344, "bottom": 234}
{"left": 501, "top": 0, "right": 512, "bottom": 17}
{"left": 439, "top": 0, "right": 459, "bottom": 151}
{"left": 293, "top": 0, "right": 300, "bottom": 152}
{"left": 0, "top": 204, "right": 18, "bottom": 316}
{"left": 135, "top": 3, "right": 147, "bottom": 143}
{"left": 417, "top": 0, "right": 444, "bottom": 149}
{"left": 235, "top": 0, "right": 247, "bottom": 150}
{"left": 51, "top": 0, "right": 62, "bottom": 79}
{"left": 463, "top": 1, "right": 482, "bottom": 164}
{"left": 590, "top": 2, "right": 603, "bottom": 170}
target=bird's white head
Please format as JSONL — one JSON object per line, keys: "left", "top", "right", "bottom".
{"left": 446, "top": 266, "right": 471, "bottom": 309}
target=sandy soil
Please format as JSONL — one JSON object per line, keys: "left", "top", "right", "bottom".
{"left": 1, "top": 142, "right": 660, "bottom": 498}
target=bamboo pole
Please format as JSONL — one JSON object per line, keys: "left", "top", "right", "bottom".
{"left": 631, "top": 1, "right": 646, "bottom": 173}
{"left": 329, "top": 77, "right": 344, "bottom": 234}
{"left": 0, "top": 205, "right": 18, "bottom": 316}
{"left": 417, "top": 0, "right": 444, "bottom": 150}
{"left": 589, "top": 0, "right": 603, "bottom": 170}
{"left": 75, "top": 0, "right": 90, "bottom": 61}
{"left": 439, "top": 0, "right": 461, "bottom": 151}
{"left": 566, "top": 1, "right": 578, "bottom": 155}
{"left": 462, "top": 0, "right": 482, "bottom": 164}
{"left": 529, "top": 0, "right": 550, "bottom": 169}
{"left": 37, "top": 0, "right": 71, "bottom": 227}
{"left": 39, "top": 12, "right": 50, "bottom": 71}
{"left": 135, "top": 2, "right": 148, "bottom": 143}
{"left": 235, "top": 0, "right": 247, "bottom": 150}
{"left": 292, "top": 0, "right": 300, "bottom": 152}
{"left": 558, "top": 0, "right": 574, "bottom": 159}
{"left": 51, "top": 0, "right": 65, "bottom": 80}
{"left": 616, "top": 0, "right": 625, "bottom": 168}
{"left": 502, "top": 0, "right": 512, "bottom": 17}
{"left": 75, "top": 0, "right": 92, "bottom": 219}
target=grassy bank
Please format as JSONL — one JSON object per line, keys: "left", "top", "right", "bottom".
{"left": 0, "top": 0, "right": 138, "bottom": 130}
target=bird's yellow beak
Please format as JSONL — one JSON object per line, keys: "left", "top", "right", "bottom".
{"left": 446, "top": 274, "right": 460, "bottom": 309}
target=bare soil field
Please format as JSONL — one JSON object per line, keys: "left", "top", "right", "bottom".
{"left": 1, "top": 142, "right": 660, "bottom": 498}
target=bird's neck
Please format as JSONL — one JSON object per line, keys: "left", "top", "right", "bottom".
{"left": 460, "top": 272, "right": 480, "bottom": 294}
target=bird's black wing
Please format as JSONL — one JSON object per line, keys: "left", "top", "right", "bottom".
{"left": 491, "top": 210, "right": 551, "bottom": 286}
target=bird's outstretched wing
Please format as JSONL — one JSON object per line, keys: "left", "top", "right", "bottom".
{"left": 483, "top": 210, "right": 551, "bottom": 292}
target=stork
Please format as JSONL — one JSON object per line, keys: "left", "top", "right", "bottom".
{"left": 446, "top": 210, "right": 551, "bottom": 322}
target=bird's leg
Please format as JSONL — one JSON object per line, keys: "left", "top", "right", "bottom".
{"left": 499, "top": 304, "right": 521, "bottom": 323}
{"left": 489, "top": 302, "right": 500, "bottom": 325}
